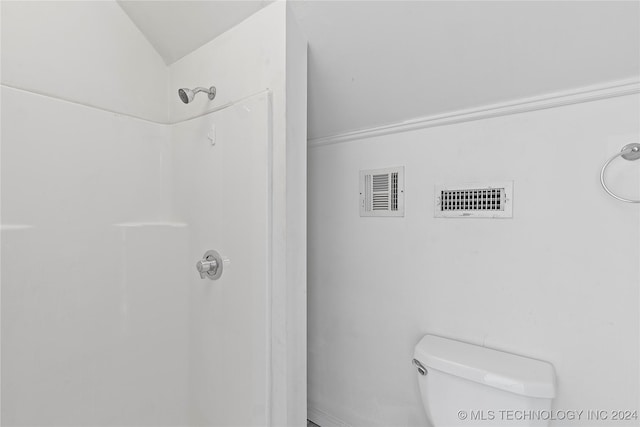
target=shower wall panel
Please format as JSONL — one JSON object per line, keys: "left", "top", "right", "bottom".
{"left": 0, "top": 86, "right": 189, "bottom": 426}
{"left": 171, "top": 92, "right": 272, "bottom": 426}
{"left": 1, "top": 2, "right": 183, "bottom": 423}
{"left": 168, "top": 3, "right": 308, "bottom": 424}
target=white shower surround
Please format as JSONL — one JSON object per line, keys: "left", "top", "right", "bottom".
{"left": 1, "top": 1, "right": 307, "bottom": 425}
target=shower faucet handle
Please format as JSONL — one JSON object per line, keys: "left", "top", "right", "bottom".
{"left": 196, "top": 250, "right": 224, "bottom": 280}
{"left": 196, "top": 259, "right": 218, "bottom": 278}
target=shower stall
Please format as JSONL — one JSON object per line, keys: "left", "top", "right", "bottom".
{"left": 0, "top": 2, "right": 307, "bottom": 426}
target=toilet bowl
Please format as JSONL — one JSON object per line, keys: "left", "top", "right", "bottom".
{"left": 413, "top": 335, "right": 556, "bottom": 427}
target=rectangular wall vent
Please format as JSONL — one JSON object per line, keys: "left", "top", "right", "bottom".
{"left": 360, "top": 167, "right": 405, "bottom": 217}
{"left": 435, "top": 181, "right": 513, "bottom": 218}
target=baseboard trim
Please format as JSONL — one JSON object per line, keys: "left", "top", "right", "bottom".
{"left": 308, "top": 77, "right": 640, "bottom": 148}
{"left": 308, "top": 407, "right": 353, "bottom": 427}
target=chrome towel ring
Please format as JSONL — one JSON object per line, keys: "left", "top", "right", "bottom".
{"left": 600, "top": 143, "right": 640, "bottom": 203}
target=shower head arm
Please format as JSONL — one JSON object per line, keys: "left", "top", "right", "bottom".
{"left": 193, "top": 87, "right": 216, "bottom": 100}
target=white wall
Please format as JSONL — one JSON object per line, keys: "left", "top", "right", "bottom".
{"left": 308, "top": 92, "right": 640, "bottom": 426}
{"left": 168, "top": 3, "right": 308, "bottom": 424}
{"left": 1, "top": 2, "right": 187, "bottom": 425}
{"left": 1, "top": 1, "right": 168, "bottom": 122}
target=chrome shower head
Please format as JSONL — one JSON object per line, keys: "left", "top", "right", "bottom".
{"left": 178, "top": 86, "right": 216, "bottom": 104}
{"left": 178, "top": 88, "right": 193, "bottom": 104}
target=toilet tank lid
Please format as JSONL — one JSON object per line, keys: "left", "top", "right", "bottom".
{"left": 413, "top": 335, "right": 556, "bottom": 399}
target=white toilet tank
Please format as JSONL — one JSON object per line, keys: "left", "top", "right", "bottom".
{"left": 413, "top": 335, "right": 556, "bottom": 427}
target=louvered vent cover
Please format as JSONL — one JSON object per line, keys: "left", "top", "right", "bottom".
{"left": 360, "top": 167, "right": 405, "bottom": 217}
{"left": 435, "top": 182, "right": 513, "bottom": 218}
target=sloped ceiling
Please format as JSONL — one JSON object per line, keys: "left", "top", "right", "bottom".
{"left": 119, "top": 1, "right": 640, "bottom": 140}
{"left": 117, "top": 1, "right": 273, "bottom": 64}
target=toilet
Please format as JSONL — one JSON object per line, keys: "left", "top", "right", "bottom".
{"left": 413, "top": 335, "right": 556, "bottom": 427}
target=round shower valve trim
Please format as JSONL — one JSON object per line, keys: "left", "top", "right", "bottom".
{"left": 196, "top": 250, "right": 224, "bottom": 280}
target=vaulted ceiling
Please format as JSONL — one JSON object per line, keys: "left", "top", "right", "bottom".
{"left": 118, "top": 1, "right": 640, "bottom": 140}
{"left": 117, "top": 1, "right": 273, "bottom": 64}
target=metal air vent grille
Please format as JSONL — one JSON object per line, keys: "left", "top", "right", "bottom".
{"left": 441, "top": 188, "right": 503, "bottom": 211}
{"left": 435, "top": 182, "right": 513, "bottom": 218}
{"left": 360, "top": 167, "right": 405, "bottom": 217}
